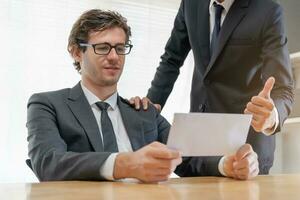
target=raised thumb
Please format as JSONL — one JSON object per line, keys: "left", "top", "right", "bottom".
{"left": 258, "top": 77, "right": 275, "bottom": 98}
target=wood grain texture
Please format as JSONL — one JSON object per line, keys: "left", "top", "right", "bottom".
{"left": 1, "top": 174, "right": 300, "bottom": 200}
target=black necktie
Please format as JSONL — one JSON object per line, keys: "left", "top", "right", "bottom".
{"left": 210, "top": 3, "right": 224, "bottom": 57}
{"left": 96, "top": 102, "right": 119, "bottom": 152}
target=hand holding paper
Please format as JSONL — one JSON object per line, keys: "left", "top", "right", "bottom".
{"left": 223, "top": 144, "right": 259, "bottom": 180}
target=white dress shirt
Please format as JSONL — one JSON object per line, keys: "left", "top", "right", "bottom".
{"left": 81, "top": 82, "right": 132, "bottom": 180}
{"left": 208, "top": 0, "right": 279, "bottom": 176}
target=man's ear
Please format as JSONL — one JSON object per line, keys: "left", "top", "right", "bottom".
{"left": 71, "top": 46, "right": 82, "bottom": 64}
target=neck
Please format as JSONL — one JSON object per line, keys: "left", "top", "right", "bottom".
{"left": 81, "top": 79, "right": 117, "bottom": 101}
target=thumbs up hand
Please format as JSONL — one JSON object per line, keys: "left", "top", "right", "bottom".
{"left": 244, "top": 77, "right": 276, "bottom": 132}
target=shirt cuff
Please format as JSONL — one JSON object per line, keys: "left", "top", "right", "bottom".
{"left": 99, "top": 153, "right": 118, "bottom": 180}
{"left": 262, "top": 107, "right": 279, "bottom": 136}
{"left": 218, "top": 156, "right": 227, "bottom": 177}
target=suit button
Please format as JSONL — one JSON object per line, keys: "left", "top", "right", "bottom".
{"left": 199, "top": 104, "right": 205, "bottom": 112}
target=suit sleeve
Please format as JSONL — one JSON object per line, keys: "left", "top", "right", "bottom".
{"left": 147, "top": 0, "right": 191, "bottom": 108}
{"left": 154, "top": 109, "right": 222, "bottom": 177}
{"left": 27, "top": 94, "right": 111, "bottom": 181}
{"left": 174, "top": 156, "right": 223, "bottom": 177}
{"left": 260, "top": 4, "right": 294, "bottom": 132}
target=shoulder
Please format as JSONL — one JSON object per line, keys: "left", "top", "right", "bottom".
{"left": 250, "top": 0, "right": 282, "bottom": 13}
{"left": 181, "top": 0, "right": 207, "bottom": 10}
{"left": 256, "top": 0, "right": 280, "bottom": 7}
{"left": 28, "top": 88, "right": 71, "bottom": 106}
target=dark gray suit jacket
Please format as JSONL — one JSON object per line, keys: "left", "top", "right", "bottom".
{"left": 147, "top": 0, "right": 294, "bottom": 174}
{"left": 27, "top": 83, "right": 221, "bottom": 181}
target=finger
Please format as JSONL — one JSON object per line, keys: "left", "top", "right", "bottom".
{"left": 250, "top": 116, "right": 266, "bottom": 132}
{"left": 233, "top": 159, "right": 257, "bottom": 180}
{"left": 251, "top": 113, "right": 263, "bottom": 122}
{"left": 234, "top": 168, "right": 249, "bottom": 180}
{"left": 129, "top": 97, "right": 135, "bottom": 104}
{"left": 150, "top": 168, "right": 173, "bottom": 176}
{"left": 234, "top": 152, "right": 257, "bottom": 170}
{"left": 225, "top": 155, "right": 236, "bottom": 163}
{"left": 149, "top": 141, "right": 166, "bottom": 148}
{"left": 258, "top": 77, "right": 275, "bottom": 98}
{"left": 244, "top": 108, "right": 264, "bottom": 123}
{"left": 246, "top": 102, "right": 271, "bottom": 118}
{"left": 171, "top": 157, "right": 183, "bottom": 171}
{"left": 236, "top": 144, "right": 253, "bottom": 161}
{"left": 235, "top": 173, "right": 248, "bottom": 180}
{"left": 249, "top": 114, "right": 269, "bottom": 130}
{"left": 148, "top": 143, "right": 180, "bottom": 159}
{"left": 144, "top": 152, "right": 181, "bottom": 170}
{"left": 251, "top": 118, "right": 260, "bottom": 128}
{"left": 244, "top": 108, "right": 252, "bottom": 115}
{"left": 234, "top": 162, "right": 258, "bottom": 180}
{"left": 145, "top": 157, "right": 181, "bottom": 172}
{"left": 143, "top": 157, "right": 174, "bottom": 170}
{"left": 142, "top": 97, "right": 150, "bottom": 110}
{"left": 223, "top": 155, "right": 236, "bottom": 178}
{"left": 150, "top": 148, "right": 180, "bottom": 160}
{"left": 154, "top": 104, "right": 162, "bottom": 112}
{"left": 134, "top": 96, "right": 141, "bottom": 109}
{"left": 244, "top": 110, "right": 263, "bottom": 130}
{"left": 250, "top": 96, "right": 274, "bottom": 110}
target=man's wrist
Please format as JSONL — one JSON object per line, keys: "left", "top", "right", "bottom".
{"left": 113, "top": 152, "right": 134, "bottom": 179}
{"left": 262, "top": 106, "right": 279, "bottom": 135}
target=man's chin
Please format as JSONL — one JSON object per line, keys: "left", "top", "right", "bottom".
{"left": 101, "top": 78, "right": 119, "bottom": 86}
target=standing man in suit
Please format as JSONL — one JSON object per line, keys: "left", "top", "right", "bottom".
{"left": 132, "top": 0, "right": 294, "bottom": 174}
{"left": 27, "top": 9, "right": 259, "bottom": 182}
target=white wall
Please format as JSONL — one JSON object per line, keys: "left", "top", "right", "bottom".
{"left": 271, "top": 53, "right": 300, "bottom": 174}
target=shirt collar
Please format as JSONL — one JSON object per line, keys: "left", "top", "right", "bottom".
{"left": 80, "top": 82, "right": 118, "bottom": 110}
{"left": 209, "top": 0, "right": 235, "bottom": 14}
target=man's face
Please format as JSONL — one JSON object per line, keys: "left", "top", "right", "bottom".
{"left": 79, "top": 27, "right": 126, "bottom": 88}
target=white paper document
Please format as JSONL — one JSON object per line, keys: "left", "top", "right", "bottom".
{"left": 167, "top": 113, "right": 252, "bottom": 156}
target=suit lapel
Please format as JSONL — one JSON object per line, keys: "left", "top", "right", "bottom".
{"left": 66, "top": 82, "right": 103, "bottom": 152}
{"left": 204, "top": 0, "right": 250, "bottom": 78}
{"left": 117, "top": 97, "right": 146, "bottom": 151}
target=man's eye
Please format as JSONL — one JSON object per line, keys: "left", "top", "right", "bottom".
{"left": 116, "top": 46, "right": 126, "bottom": 52}
{"left": 96, "top": 45, "right": 110, "bottom": 52}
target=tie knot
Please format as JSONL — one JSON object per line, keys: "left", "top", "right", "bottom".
{"left": 96, "top": 102, "right": 110, "bottom": 111}
{"left": 214, "top": 2, "right": 224, "bottom": 15}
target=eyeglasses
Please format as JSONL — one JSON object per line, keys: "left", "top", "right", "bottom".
{"left": 79, "top": 42, "right": 133, "bottom": 55}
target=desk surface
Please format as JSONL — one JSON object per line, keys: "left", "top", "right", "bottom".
{"left": 2, "top": 174, "right": 300, "bottom": 200}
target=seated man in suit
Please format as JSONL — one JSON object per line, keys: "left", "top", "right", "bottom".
{"left": 27, "top": 9, "right": 259, "bottom": 182}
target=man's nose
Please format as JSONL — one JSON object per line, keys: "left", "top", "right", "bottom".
{"left": 107, "top": 48, "right": 119, "bottom": 60}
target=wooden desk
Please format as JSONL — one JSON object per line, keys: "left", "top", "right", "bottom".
{"left": 2, "top": 174, "right": 300, "bottom": 200}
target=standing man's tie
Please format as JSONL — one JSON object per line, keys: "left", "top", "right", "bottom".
{"left": 96, "top": 102, "right": 119, "bottom": 152}
{"left": 210, "top": 2, "right": 224, "bottom": 57}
